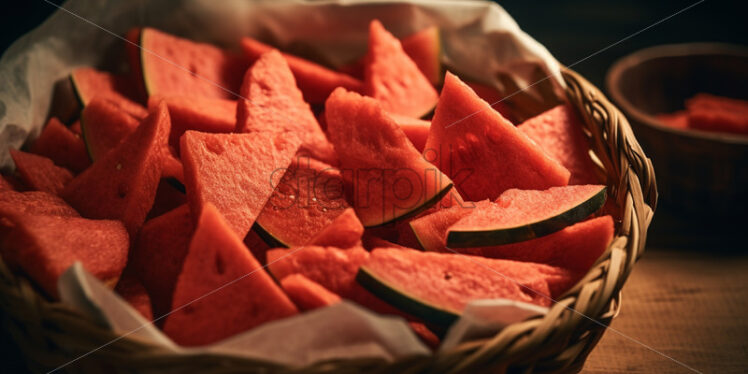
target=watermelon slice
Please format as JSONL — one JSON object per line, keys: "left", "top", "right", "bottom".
{"left": 162, "top": 203, "right": 298, "bottom": 346}
{"left": 447, "top": 185, "right": 607, "bottom": 247}
{"left": 9, "top": 150, "right": 72, "bottom": 195}
{"left": 148, "top": 95, "right": 236, "bottom": 151}
{"left": 465, "top": 82, "right": 517, "bottom": 123}
{"left": 389, "top": 113, "right": 431, "bottom": 152}
{"left": 424, "top": 72, "right": 570, "bottom": 201}
{"left": 0, "top": 213, "right": 128, "bottom": 298}
{"left": 656, "top": 111, "right": 689, "bottom": 129}
{"left": 455, "top": 216, "right": 614, "bottom": 275}
{"left": 62, "top": 102, "right": 170, "bottom": 237}
{"left": 280, "top": 274, "right": 341, "bottom": 311}
{"left": 365, "top": 20, "right": 438, "bottom": 118}
{"left": 140, "top": 28, "right": 248, "bottom": 100}
{"left": 81, "top": 97, "right": 144, "bottom": 161}
{"left": 236, "top": 50, "right": 337, "bottom": 164}
{"left": 0, "top": 191, "right": 79, "bottom": 217}
{"left": 409, "top": 200, "right": 492, "bottom": 251}
{"left": 686, "top": 93, "right": 748, "bottom": 135}
{"left": 70, "top": 67, "right": 142, "bottom": 109}
{"left": 357, "top": 249, "right": 573, "bottom": 325}
{"left": 240, "top": 37, "right": 363, "bottom": 104}
{"left": 325, "top": 88, "right": 453, "bottom": 227}
{"left": 308, "top": 208, "right": 364, "bottom": 248}
{"left": 131, "top": 204, "right": 192, "bottom": 319}
{"left": 114, "top": 269, "right": 154, "bottom": 320}
{"left": 400, "top": 26, "right": 442, "bottom": 86}
{"left": 254, "top": 157, "right": 351, "bottom": 247}
{"left": 180, "top": 131, "right": 301, "bottom": 238}
{"left": 518, "top": 105, "right": 601, "bottom": 185}
{"left": 30, "top": 117, "right": 90, "bottom": 173}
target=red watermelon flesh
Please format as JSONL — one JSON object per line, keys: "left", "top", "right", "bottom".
{"left": 0, "top": 191, "right": 79, "bottom": 217}
{"left": 361, "top": 249, "right": 574, "bottom": 314}
{"left": 236, "top": 50, "right": 337, "bottom": 165}
{"left": 365, "top": 20, "right": 438, "bottom": 118}
{"left": 0, "top": 213, "right": 128, "bottom": 298}
{"left": 9, "top": 150, "right": 72, "bottom": 196}
{"left": 453, "top": 216, "right": 614, "bottom": 276}
{"left": 70, "top": 120, "right": 82, "bottom": 136}
{"left": 266, "top": 246, "right": 401, "bottom": 315}
{"left": 518, "top": 105, "right": 601, "bottom": 185}
{"left": 424, "top": 72, "right": 570, "bottom": 201}
{"left": 180, "top": 131, "right": 301, "bottom": 239}
{"left": 162, "top": 203, "right": 298, "bottom": 346}
{"left": 0, "top": 176, "right": 14, "bottom": 191}
{"left": 70, "top": 67, "right": 142, "bottom": 108}
{"left": 465, "top": 82, "right": 517, "bottom": 124}
{"left": 148, "top": 95, "right": 236, "bottom": 151}
{"left": 686, "top": 93, "right": 748, "bottom": 135}
{"left": 240, "top": 37, "right": 363, "bottom": 104}
{"left": 656, "top": 111, "right": 689, "bottom": 129}
{"left": 114, "top": 269, "right": 154, "bottom": 321}
{"left": 325, "top": 88, "right": 453, "bottom": 227}
{"left": 81, "top": 97, "right": 144, "bottom": 161}
{"left": 280, "top": 273, "right": 341, "bottom": 311}
{"left": 131, "top": 204, "right": 193, "bottom": 320}
{"left": 30, "top": 117, "right": 90, "bottom": 173}
{"left": 140, "top": 28, "right": 248, "bottom": 100}
{"left": 161, "top": 149, "right": 184, "bottom": 183}
{"left": 62, "top": 102, "right": 170, "bottom": 237}
{"left": 308, "top": 208, "right": 364, "bottom": 248}
{"left": 362, "top": 234, "right": 413, "bottom": 251}
{"left": 400, "top": 26, "right": 442, "bottom": 86}
{"left": 255, "top": 156, "right": 350, "bottom": 247}
{"left": 409, "top": 200, "right": 492, "bottom": 251}
{"left": 389, "top": 113, "right": 431, "bottom": 152}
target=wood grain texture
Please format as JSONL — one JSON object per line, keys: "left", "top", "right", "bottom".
{"left": 581, "top": 249, "right": 748, "bottom": 374}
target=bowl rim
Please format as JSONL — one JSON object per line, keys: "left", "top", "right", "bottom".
{"left": 605, "top": 42, "right": 748, "bottom": 145}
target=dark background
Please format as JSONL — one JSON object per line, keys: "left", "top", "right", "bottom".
{"left": 0, "top": 1, "right": 746, "bottom": 372}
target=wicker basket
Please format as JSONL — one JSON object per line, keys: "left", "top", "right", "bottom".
{"left": 0, "top": 66, "right": 656, "bottom": 373}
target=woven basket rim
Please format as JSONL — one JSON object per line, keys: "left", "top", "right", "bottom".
{"left": 0, "top": 66, "right": 657, "bottom": 373}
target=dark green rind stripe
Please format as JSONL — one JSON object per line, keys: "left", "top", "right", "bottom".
{"left": 365, "top": 183, "right": 453, "bottom": 229}
{"left": 78, "top": 116, "right": 95, "bottom": 162}
{"left": 446, "top": 186, "right": 607, "bottom": 248}
{"left": 251, "top": 222, "right": 289, "bottom": 249}
{"left": 356, "top": 266, "right": 459, "bottom": 327}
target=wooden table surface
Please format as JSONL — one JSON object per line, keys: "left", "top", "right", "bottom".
{"left": 581, "top": 212, "right": 748, "bottom": 374}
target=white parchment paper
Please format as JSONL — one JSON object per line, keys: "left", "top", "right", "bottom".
{"left": 1, "top": 0, "right": 565, "bottom": 365}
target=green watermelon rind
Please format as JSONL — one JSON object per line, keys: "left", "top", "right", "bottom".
{"left": 252, "top": 222, "right": 289, "bottom": 248}
{"left": 446, "top": 186, "right": 607, "bottom": 248}
{"left": 78, "top": 115, "right": 96, "bottom": 162}
{"left": 356, "top": 266, "right": 459, "bottom": 326}
{"left": 69, "top": 74, "right": 88, "bottom": 108}
{"left": 366, "top": 183, "right": 453, "bottom": 228}
{"left": 409, "top": 221, "right": 433, "bottom": 251}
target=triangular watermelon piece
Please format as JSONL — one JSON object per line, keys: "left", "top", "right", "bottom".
{"left": 81, "top": 97, "right": 144, "bottom": 161}
{"left": 70, "top": 67, "right": 143, "bottom": 109}
{"left": 131, "top": 204, "right": 193, "bottom": 319}
{"left": 279, "top": 274, "right": 341, "bottom": 311}
{"left": 409, "top": 200, "right": 492, "bottom": 251}
{"left": 307, "top": 208, "right": 364, "bottom": 248}
{"left": 254, "top": 156, "right": 351, "bottom": 247}
{"left": 30, "top": 117, "right": 90, "bottom": 173}
{"left": 162, "top": 203, "right": 298, "bottom": 346}
{"left": 0, "top": 213, "right": 128, "bottom": 298}
{"left": 180, "top": 131, "right": 301, "bottom": 238}
{"left": 9, "top": 150, "right": 72, "bottom": 195}
{"left": 114, "top": 269, "right": 154, "bottom": 321}
{"left": 148, "top": 95, "right": 236, "bottom": 151}
{"left": 140, "top": 28, "right": 248, "bottom": 100}
{"left": 325, "top": 88, "right": 453, "bottom": 227}
{"left": 389, "top": 113, "right": 431, "bottom": 152}
{"left": 357, "top": 248, "right": 574, "bottom": 326}
{"left": 455, "top": 216, "right": 614, "bottom": 276}
{"left": 465, "top": 81, "right": 517, "bottom": 124}
{"left": 424, "top": 72, "right": 570, "bottom": 201}
{"left": 400, "top": 26, "right": 442, "bottom": 86}
{"left": 518, "top": 105, "right": 601, "bottom": 185}
{"left": 62, "top": 102, "right": 170, "bottom": 237}
{"left": 365, "top": 20, "right": 438, "bottom": 118}
{"left": 240, "top": 37, "right": 363, "bottom": 104}
{"left": 0, "top": 191, "right": 79, "bottom": 217}
{"left": 236, "top": 50, "right": 337, "bottom": 165}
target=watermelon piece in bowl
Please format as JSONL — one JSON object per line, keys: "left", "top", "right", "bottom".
{"left": 240, "top": 37, "right": 363, "bottom": 104}
{"left": 30, "top": 117, "right": 91, "bottom": 173}
{"left": 357, "top": 248, "right": 574, "bottom": 326}
{"left": 148, "top": 95, "right": 236, "bottom": 152}
{"left": 236, "top": 49, "right": 337, "bottom": 165}
{"left": 446, "top": 185, "right": 607, "bottom": 247}
{"left": 9, "top": 150, "right": 73, "bottom": 196}
{"left": 307, "top": 208, "right": 364, "bottom": 248}
{"left": 409, "top": 200, "right": 492, "bottom": 251}
{"left": 400, "top": 25, "right": 442, "bottom": 86}
{"left": 365, "top": 20, "right": 439, "bottom": 118}
{"left": 70, "top": 67, "right": 142, "bottom": 108}
{"left": 325, "top": 88, "right": 453, "bottom": 227}
{"left": 0, "top": 191, "right": 80, "bottom": 217}
{"left": 81, "top": 97, "right": 145, "bottom": 161}
{"left": 280, "top": 274, "right": 342, "bottom": 311}
{"left": 389, "top": 113, "right": 431, "bottom": 153}
{"left": 424, "top": 72, "right": 570, "bottom": 201}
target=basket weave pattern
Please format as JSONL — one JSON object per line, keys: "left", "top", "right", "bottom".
{"left": 0, "top": 68, "right": 656, "bottom": 374}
